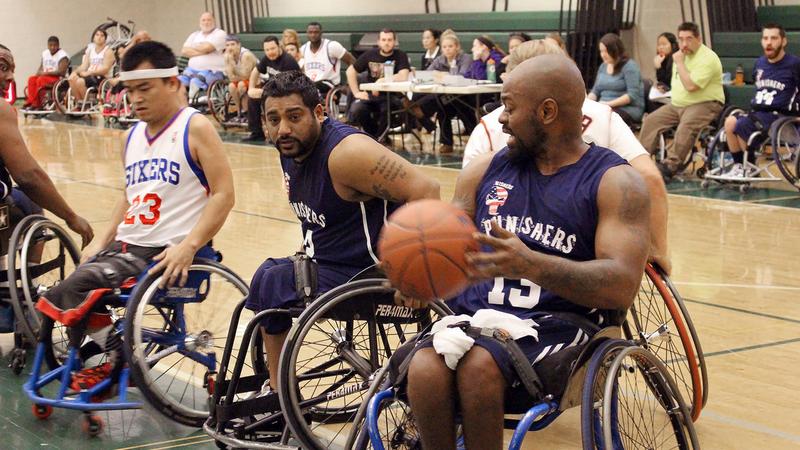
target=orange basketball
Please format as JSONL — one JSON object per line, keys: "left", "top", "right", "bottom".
{"left": 378, "top": 199, "right": 479, "bottom": 301}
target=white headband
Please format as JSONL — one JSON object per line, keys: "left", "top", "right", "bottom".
{"left": 119, "top": 66, "right": 179, "bottom": 81}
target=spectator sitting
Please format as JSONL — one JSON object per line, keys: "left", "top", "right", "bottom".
{"left": 546, "top": 32, "right": 565, "bottom": 50}
{"left": 178, "top": 11, "right": 227, "bottom": 100}
{"left": 428, "top": 29, "right": 472, "bottom": 75}
{"left": 23, "top": 36, "right": 69, "bottom": 110}
{"left": 284, "top": 42, "right": 302, "bottom": 67}
{"left": 68, "top": 29, "right": 114, "bottom": 102}
{"left": 639, "top": 22, "right": 724, "bottom": 181}
{"left": 654, "top": 32, "right": 679, "bottom": 92}
{"left": 722, "top": 23, "right": 800, "bottom": 177}
{"left": 421, "top": 28, "right": 441, "bottom": 69}
{"left": 465, "top": 35, "right": 505, "bottom": 80}
{"left": 282, "top": 28, "right": 300, "bottom": 48}
{"left": 346, "top": 28, "right": 410, "bottom": 139}
{"left": 588, "top": 32, "right": 644, "bottom": 125}
{"left": 243, "top": 36, "right": 300, "bottom": 142}
{"left": 224, "top": 35, "right": 258, "bottom": 121}
{"left": 500, "top": 32, "right": 531, "bottom": 65}
{"left": 300, "top": 21, "right": 355, "bottom": 96}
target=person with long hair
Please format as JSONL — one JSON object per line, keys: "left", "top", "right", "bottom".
{"left": 654, "top": 32, "right": 679, "bottom": 91}
{"left": 421, "top": 28, "right": 441, "bottom": 69}
{"left": 588, "top": 32, "right": 644, "bottom": 124}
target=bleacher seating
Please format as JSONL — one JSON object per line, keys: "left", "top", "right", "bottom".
{"left": 757, "top": 5, "right": 800, "bottom": 30}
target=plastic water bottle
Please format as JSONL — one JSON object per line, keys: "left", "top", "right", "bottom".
{"left": 383, "top": 61, "right": 395, "bottom": 81}
{"left": 487, "top": 59, "right": 497, "bottom": 83}
{"left": 734, "top": 64, "right": 745, "bottom": 86}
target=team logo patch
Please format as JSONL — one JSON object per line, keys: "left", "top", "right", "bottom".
{"left": 485, "top": 181, "right": 513, "bottom": 215}
{"left": 756, "top": 69, "right": 764, "bottom": 82}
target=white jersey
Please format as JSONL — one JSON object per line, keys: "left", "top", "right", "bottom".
{"left": 301, "top": 39, "right": 347, "bottom": 84}
{"left": 85, "top": 43, "right": 111, "bottom": 77}
{"left": 462, "top": 98, "right": 648, "bottom": 167}
{"left": 116, "top": 107, "right": 209, "bottom": 247}
{"left": 41, "top": 48, "right": 69, "bottom": 73}
{"left": 184, "top": 28, "right": 227, "bottom": 72}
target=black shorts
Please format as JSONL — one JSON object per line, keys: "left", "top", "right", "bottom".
{"left": 81, "top": 75, "right": 105, "bottom": 89}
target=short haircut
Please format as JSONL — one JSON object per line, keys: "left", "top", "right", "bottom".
{"left": 599, "top": 33, "right": 629, "bottom": 74}
{"left": 307, "top": 21, "right": 322, "bottom": 30}
{"left": 121, "top": 40, "right": 177, "bottom": 72}
{"left": 380, "top": 28, "right": 396, "bottom": 39}
{"left": 506, "top": 39, "right": 566, "bottom": 73}
{"left": 677, "top": 22, "right": 700, "bottom": 37}
{"left": 263, "top": 36, "right": 280, "bottom": 46}
{"left": 762, "top": 22, "right": 786, "bottom": 38}
{"left": 48, "top": 36, "right": 60, "bottom": 45}
{"left": 93, "top": 28, "right": 108, "bottom": 40}
{"left": 263, "top": 71, "right": 320, "bottom": 111}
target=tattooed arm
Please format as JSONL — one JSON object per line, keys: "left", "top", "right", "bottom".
{"left": 468, "top": 165, "right": 650, "bottom": 310}
{"left": 327, "top": 133, "right": 440, "bottom": 203}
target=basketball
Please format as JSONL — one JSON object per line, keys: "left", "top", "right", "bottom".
{"left": 378, "top": 199, "right": 479, "bottom": 301}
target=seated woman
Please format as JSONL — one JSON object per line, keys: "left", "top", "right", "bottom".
{"left": 67, "top": 29, "right": 114, "bottom": 104}
{"left": 654, "top": 32, "right": 678, "bottom": 92}
{"left": 588, "top": 33, "right": 644, "bottom": 125}
{"left": 465, "top": 36, "right": 505, "bottom": 80}
{"left": 500, "top": 32, "right": 531, "bottom": 65}
{"left": 420, "top": 28, "right": 441, "bottom": 69}
{"left": 417, "top": 30, "right": 473, "bottom": 153}
{"left": 284, "top": 42, "right": 303, "bottom": 67}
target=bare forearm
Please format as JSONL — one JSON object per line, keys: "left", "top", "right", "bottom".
{"left": 645, "top": 175, "right": 669, "bottom": 258}
{"left": 347, "top": 67, "right": 361, "bottom": 94}
{"left": 606, "top": 94, "right": 631, "bottom": 108}
{"left": 181, "top": 191, "right": 234, "bottom": 251}
{"left": 676, "top": 62, "right": 698, "bottom": 91}
{"left": 16, "top": 168, "right": 77, "bottom": 222}
{"left": 182, "top": 47, "right": 202, "bottom": 58}
{"left": 525, "top": 251, "right": 639, "bottom": 310}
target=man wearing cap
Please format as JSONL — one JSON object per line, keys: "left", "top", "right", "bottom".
{"left": 35, "top": 40, "right": 235, "bottom": 393}
{"left": 178, "top": 11, "right": 228, "bottom": 100}
{"left": 223, "top": 34, "right": 258, "bottom": 122}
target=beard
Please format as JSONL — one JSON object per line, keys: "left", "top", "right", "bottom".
{"left": 505, "top": 119, "right": 547, "bottom": 166}
{"left": 765, "top": 42, "right": 785, "bottom": 59}
{"left": 275, "top": 134, "right": 316, "bottom": 161}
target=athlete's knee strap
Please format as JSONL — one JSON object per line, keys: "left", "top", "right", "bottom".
{"left": 289, "top": 252, "right": 318, "bottom": 303}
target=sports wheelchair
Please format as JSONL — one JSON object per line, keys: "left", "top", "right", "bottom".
{"left": 20, "top": 233, "right": 249, "bottom": 436}
{"left": 701, "top": 111, "right": 800, "bottom": 192}
{"left": 99, "top": 80, "right": 138, "bottom": 128}
{"left": 19, "top": 79, "right": 70, "bottom": 119}
{"left": 208, "top": 79, "right": 249, "bottom": 130}
{"left": 205, "top": 264, "right": 451, "bottom": 449}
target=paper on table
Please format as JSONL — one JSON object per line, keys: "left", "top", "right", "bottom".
{"left": 649, "top": 85, "right": 671, "bottom": 100}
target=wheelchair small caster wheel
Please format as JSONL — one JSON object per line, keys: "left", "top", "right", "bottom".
{"left": 696, "top": 167, "right": 707, "bottom": 178}
{"left": 204, "top": 370, "right": 217, "bottom": 395}
{"left": 32, "top": 404, "right": 53, "bottom": 420}
{"left": 82, "top": 413, "right": 103, "bottom": 437}
{"left": 9, "top": 348, "right": 26, "bottom": 375}
{"left": 700, "top": 180, "right": 710, "bottom": 189}
{"left": 214, "top": 440, "right": 227, "bottom": 449}
{"left": 739, "top": 183, "right": 750, "bottom": 193}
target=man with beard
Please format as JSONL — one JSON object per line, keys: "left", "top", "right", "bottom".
{"left": 245, "top": 71, "right": 439, "bottom": 415}
{"left": 721, "top": 23, "right": 800, "bottom": 178}
{"left": 395, "top": 54, "right": 650, "bottom": 450}
{"left": 0, "top": 44, "right": 93, "bottom": 251}
{"left": 638, "top": 22, "right": 724, "bottom": 181}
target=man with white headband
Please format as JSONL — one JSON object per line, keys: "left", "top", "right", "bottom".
{"left": 0, "top": 44, "right": 93, "bottom": 254}
{"left": 36, "top": 41, "right": 235, "bottom": 395}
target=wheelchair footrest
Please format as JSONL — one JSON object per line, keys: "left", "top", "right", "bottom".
{"left": 215, "top": 391, "right": 281, "bottom": 424}
{"left": 215, "top": 372, "right": 269, "bottom": 397}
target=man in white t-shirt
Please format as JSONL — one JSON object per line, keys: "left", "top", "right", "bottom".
{"left": 463, "top": 39, "right": 672, "bottom": 273}
{"left": 23, "top": 36, "right": 69, "bottom": 110}
{"left": 300, "top": 21, "right": 356, "bottom": 96}
{"left": 178, "top": 12, "right": 227, "bottom": 99}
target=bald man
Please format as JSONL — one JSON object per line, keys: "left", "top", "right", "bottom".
{"left": 400, "top": 55, "right": 650, "bottom": 450}
{"left": 178, "top": 12, "right": 227, "bottom": 99}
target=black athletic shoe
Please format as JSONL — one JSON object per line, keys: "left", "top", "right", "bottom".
{"left": 655, "top": 161, "right": 675, "bottom": 183}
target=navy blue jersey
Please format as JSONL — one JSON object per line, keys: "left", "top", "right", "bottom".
{"left": 280, "top": 118, "right": 400, "bottom": 269}
{"left": 448, "top": 144, "right": 627, "bottom": 325}
{"left": 752, "top": 53, "right": 800, "bottom": 114}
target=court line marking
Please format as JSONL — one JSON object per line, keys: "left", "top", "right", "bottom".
{"left": 703, "top": 337, "right": 800, "bottom": 358}
{"left": 116, "top": 435, "right": 209, "bottom": 450}
{"left": 746, "top": 194, "right": 800, "bottom": 204}
{"left": 673, "top": 281, "right": 800, "bottom": 291}
{"left": 151, "top": 438, "right": 215, "bottom": 450}
{"left": 701, "top": 409, "right": 800, "bottom": 444}
{"left": 683, "top": 297, "right": 800, "bottom": 325}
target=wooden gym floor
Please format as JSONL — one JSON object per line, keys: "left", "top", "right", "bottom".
{"left": 0, "top": 116, "right": 798, "bottom": 449}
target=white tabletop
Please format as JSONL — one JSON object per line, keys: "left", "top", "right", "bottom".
{"left": 360, "top": 81, "right": 503, "bottom": 95}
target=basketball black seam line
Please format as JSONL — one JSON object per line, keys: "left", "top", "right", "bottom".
{"left": 426, "top": 247, "right": 471, "bottom": 286}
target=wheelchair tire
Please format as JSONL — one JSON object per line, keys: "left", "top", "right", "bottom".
{"left": 599, "top": 345, "right": 699, "bottom": 449}
{"left": 208, "top": 80, "right": 231, "bottom": 127}
{"left": 325, "top": 85, "right": 351, "bottom": 122}
{"left": 625, "top": 264, "right": 705, "bottom": 422}
{"left": 772, "top": 116, "right": 800, "bottom": 190}
{"left": 7, "top": 216, "right": 81, "bottom": 346}
{"left": 52, "top": 79, "right": 71, "bottom": 114}
{"left": 123, "top": 259, "right": 249, "bottom": 427}
{"left": 278, "top": 278, "right": 449, "bottom": 450}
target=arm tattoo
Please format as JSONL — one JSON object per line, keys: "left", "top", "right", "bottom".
{"left": 372, "top": 183, "right": 401, "bottom": 202}
{"left": 369, "top": 155, "right": 407, "bottom": 182}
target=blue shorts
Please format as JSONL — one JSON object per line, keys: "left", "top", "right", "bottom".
{"left": 400, "top": 315, "right": 589, "bottom": 413}
{"left": 733, "top": 111, "right": 782, "bottom": 146}
{"left": 244, "top": 257, "right": 365, "bottom": 334}
{"left": 10, "top": 188, "right": 43, "bottom": 216}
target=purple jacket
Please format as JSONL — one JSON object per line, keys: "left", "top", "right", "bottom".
{"left": 464, "top": 49, "right": 506, "bottom": 80}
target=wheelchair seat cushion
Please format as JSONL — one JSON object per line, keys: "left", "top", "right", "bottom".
{"left": 389, "top": 314, "right": 595, "bottom": 414}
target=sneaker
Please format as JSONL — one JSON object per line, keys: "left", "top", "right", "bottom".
{"left": 722, "top": 163, "right": 745, "bottom": 178}
{"left": 655, "top": 161, "right": 675, "bottom": 182}
{"left": 70, "top": 362, "right": 113, "bottom": 391}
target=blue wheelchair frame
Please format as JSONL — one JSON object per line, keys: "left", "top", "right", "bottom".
{"left": 23, "top": 246, "right": 221, "bottom": 414}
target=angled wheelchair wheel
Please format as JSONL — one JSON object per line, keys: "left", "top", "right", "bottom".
{"left": 52, "top": 79, "right": 71, "bottom": 114}
{"left": 772, "top": 116, "right": 800, "bottom": 190}
{"left": 207, "top": 80, "right": 229, "bottom": 125}
{"left": 325, "top": 85, "right": 351, "bottom": 122}
{"left": 600, "top": 345, "right": 699, "bottom": 449}
{"left": 278, "top": 279, "right": 450, "bottom": 450}
{"left": 625, "top": 263, "right": 706, "bottom": 421}
{"left": 123, "top": 259, "right": 249, "bottom": 427}
{"left": 7, "top": 216, "right": 81, "bottom": 347}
